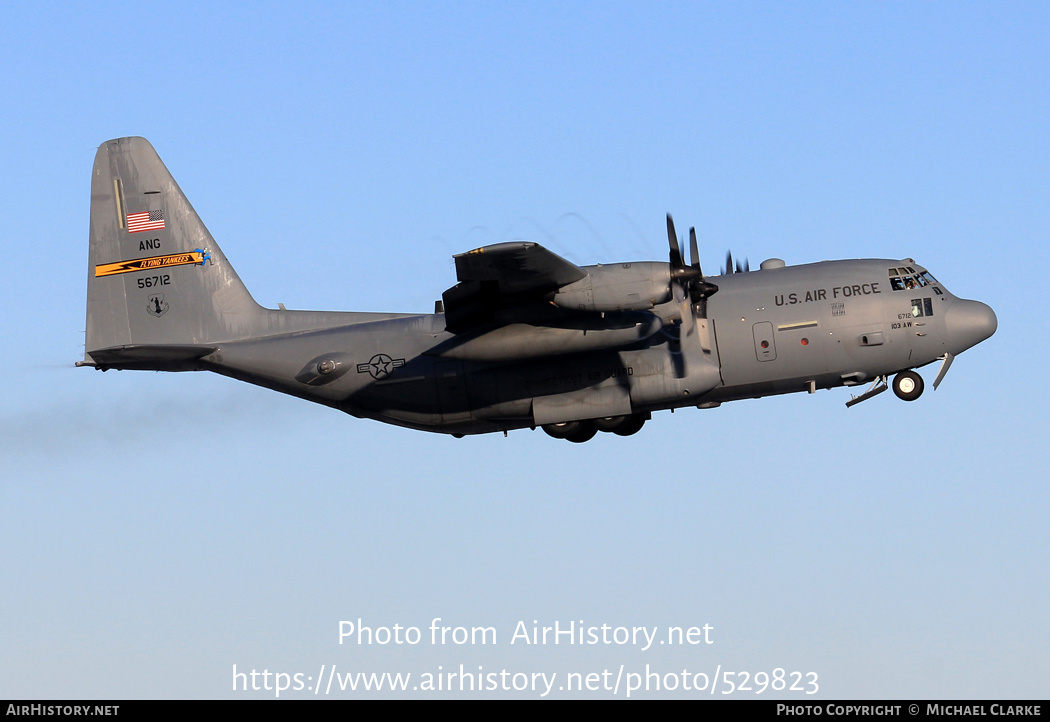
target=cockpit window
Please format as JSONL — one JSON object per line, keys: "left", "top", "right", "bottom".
{"left": 889, "top": 268, "right": 938, "bottom": 292}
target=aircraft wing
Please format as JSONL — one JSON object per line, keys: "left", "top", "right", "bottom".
{"left": 453, "top": 242, "right": 586, "bottom": 294}
{"left": 443, "top": 242, "right": 587, "bottom": 332}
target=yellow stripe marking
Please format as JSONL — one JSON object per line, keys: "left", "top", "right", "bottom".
{"left": 95, "top": 251, "right": 207, "bottom": 277}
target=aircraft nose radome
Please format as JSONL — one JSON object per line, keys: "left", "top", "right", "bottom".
{"left": 945, "top": 299, "right": 997, "bottom": 353}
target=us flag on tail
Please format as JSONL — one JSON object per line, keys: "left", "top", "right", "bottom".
{"left": 127, "top": 209, "right": 165, "bottom": 233}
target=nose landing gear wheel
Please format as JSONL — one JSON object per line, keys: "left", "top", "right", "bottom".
{"left": 893, "top": 370, "right": 924, "bottom": 401}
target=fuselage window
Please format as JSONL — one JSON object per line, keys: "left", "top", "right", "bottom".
{"left": 910, "top": 297, "right": 935, "bottom": 317}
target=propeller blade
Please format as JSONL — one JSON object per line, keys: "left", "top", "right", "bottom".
{"left": 725, "top": 249, "right": 734, "bottom": 274}
{"left": 686, "top": 226, "right": 714, "bottom": 302}
{"left": 672, "top": 276, "right": 686, "bottom": 305}
{"left": 661, "top": 311, "right": 687, "bottom": 378}
{"left": 668, "top": 324, "right": 686, "bottom": 378}
{"left": 669, "top": 278, "right": 697, "bottom": 379}
{"left": 666, "top": 214, "right": 684, "bottom": 268}
{"left": 680, "top": 297, "right": 697, "bottom": 338}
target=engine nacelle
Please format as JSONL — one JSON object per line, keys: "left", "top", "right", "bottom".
{"left": 550, "top": 262, "right": 671, "bottom": 312}
{"left": 428, "top": 311, "right": 663, "bottom": 362}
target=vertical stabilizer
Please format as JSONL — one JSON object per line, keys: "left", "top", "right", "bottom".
{"left": 85, "top": 137, "right": 265, "bottom": 362}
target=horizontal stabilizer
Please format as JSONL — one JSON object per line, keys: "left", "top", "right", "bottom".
{"left": 83, "top": 344, "right": 217, "bottom": 371}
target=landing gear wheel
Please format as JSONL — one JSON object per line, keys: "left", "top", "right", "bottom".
{"left": 594, "top": 415, "right": 630, "bottom": 433}
{"left": 612, "top": 413, "right": 646, "bottom": 436}
{"left": 565, "top": 421, "right": 597, "bottom": 443}
{"left": 542, "top": 421, "right": 581, "bottom": 440}
{"left": 893, "top": 370, "right": 924, "bottom": 401}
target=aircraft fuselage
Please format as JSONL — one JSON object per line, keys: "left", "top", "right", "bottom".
{"left": 81, "top": 138, "right": 996, "bottom": 442}
{"left": 197, "top": 258, "right": 992, "bottom": 436}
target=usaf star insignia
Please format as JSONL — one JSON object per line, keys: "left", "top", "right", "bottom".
{"left": 357, "top": 353, "right": 405, "bottom": 379}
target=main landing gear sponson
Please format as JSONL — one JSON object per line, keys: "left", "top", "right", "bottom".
{"left": 892, "top": 370, "right": 924, "bottom": 401}
{"left": 542, "top": 413, "right": 648, "bottom": 442}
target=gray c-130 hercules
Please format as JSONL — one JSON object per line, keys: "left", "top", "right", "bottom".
{"left": 80, "top": 137, "right": 997, "bottom": 442}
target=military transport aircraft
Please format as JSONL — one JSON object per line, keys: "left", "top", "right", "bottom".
{"left": 80, "top": 137, "right": 997, "bottom": 442}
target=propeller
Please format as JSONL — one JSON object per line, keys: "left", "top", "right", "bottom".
{"left": 666, "top": 214, "right": 719, "bottom": 304}
{"left": 688, "top": 226, "right": 720, "bottom": 302}
{"left": 723, "top": 249, "right": 750, "bottom": 274}
{"left": 665, "top": 214, "right": 720, "bottom": 378}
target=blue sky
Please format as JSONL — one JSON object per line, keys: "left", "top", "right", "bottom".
{"left": 1, "top": 1, "right": 1047, "bottom": 699}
